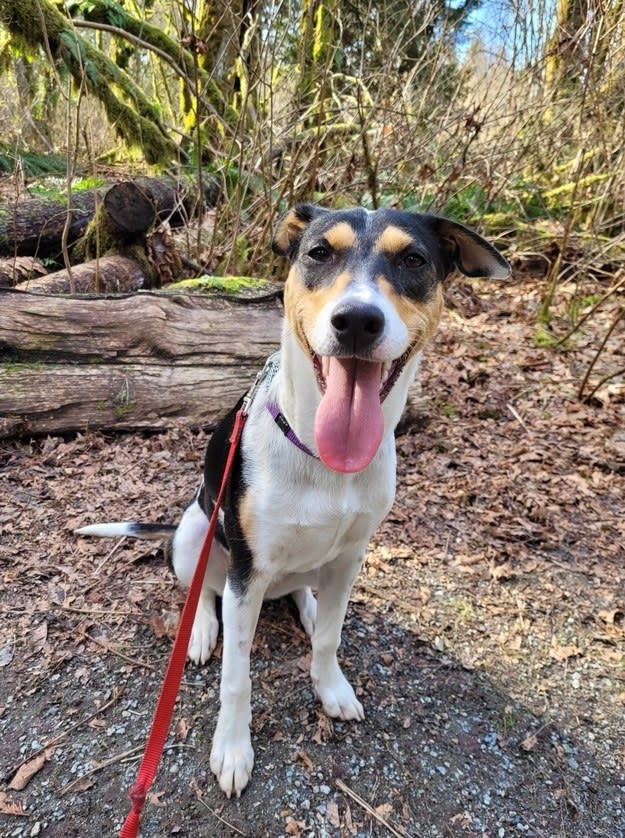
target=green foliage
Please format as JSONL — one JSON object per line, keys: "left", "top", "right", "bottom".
{"left": 24, "top": 182, "right": 67, "bottom": 201}
{"left": 23, "top": 174, "right": 106, "bottom": 200}
{"left": 72, "top": 175, "right": 106, "bottom": 191}
{"left": 533, "top": 325, "right": 558, "bottom": 348}
{"left": 0, "top": 150, "right": 66, "bottom": 177}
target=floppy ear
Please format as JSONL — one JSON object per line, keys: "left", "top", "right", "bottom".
{"left": 431, "top": 217, "right": 510, "bottom": 279}
{"left": 272, "top": 203, "right": 328, "bottom": 259}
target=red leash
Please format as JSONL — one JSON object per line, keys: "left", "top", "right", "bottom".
{"left": 119, "top": 407, "right": 247, "bottom": 837}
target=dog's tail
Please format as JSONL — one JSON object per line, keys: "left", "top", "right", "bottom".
{"left": 75, "top": 522, "right": 176, "bottom": 540}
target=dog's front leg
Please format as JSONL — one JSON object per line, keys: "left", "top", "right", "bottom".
{"left": 310, "top": 553, "right": 365, "bottom": 721}
{"left": 210, "top": 575, "right": 266, "bottom": 797}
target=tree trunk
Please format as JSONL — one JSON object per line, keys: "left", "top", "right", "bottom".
{"left": 0, "top": 175, "right": 215, "bottom": 259}
{"left": 544, "top": 0, "right": 589, "bottom": 94}
{"left": 0, "top": 289, "right": 282, "bottom": 438}
{"left": 0, "top": 0, "right": 177, "bottom": 164}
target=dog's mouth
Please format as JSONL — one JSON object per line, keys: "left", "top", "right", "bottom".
{"left": 310, "top": 345, "right": 414, "bottom": 474}
{"left": 312, "top": 348, "right": 410, "bottom": 404}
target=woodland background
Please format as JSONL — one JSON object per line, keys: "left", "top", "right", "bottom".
{"left": 0, "top": 0, "right": 622, "bottom": 407}
{"left": 0, "top": 0, "right": 623, "bottom": 326}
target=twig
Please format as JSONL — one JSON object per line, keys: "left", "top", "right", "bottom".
{"left": 60, "top": 743, "right": 196, "bottom": 796}
{"left": 584, "top": 363, "right": 625, "bottom": 403}
{"left": 80, "top": 629, "right": 157, "bottom": 672}
{"left": 193, "top": 792, "right": 248, "bottom": 836}
{"left": 93, "top": 536, "right": 129, "bottom": 578}
{"left": 355, "top": 580, "right": 418, "bottom": 614}
{"left": 335, "top": 778, "right": 408, "bottom": 838}
{"left": 578, "top": 308, "right": 623, "bottom": 400}
{"left": 555, "top": 273, "right": 625, "bottom": 347}
{"left": 5, "top": 688, "right": 125, "bottom": 783}
{"left": 73, "top": 20, "right": 193, "bottom": 90}
{"left": 506, "top": 402, "right": 531, "bottom": 434}
{"left": 60, "top": 745, "right": 144, "bottom": 795}
{"left": 60, "top": 606, "right": 133, "bottom": 616}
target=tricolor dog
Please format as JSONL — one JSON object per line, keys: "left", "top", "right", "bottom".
{"left": 77, "top": 205, "right": 509, "bottom": 797}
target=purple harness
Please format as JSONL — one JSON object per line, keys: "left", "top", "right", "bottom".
{"left": 266, "top": 402, "right": 318, "bottom": 459}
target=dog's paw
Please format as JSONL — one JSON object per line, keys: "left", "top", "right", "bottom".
{"left": 210, "top": 727, "right": 254, "bottom": 798}
{"left": 187, "top": 603, "right": 219, "bottom": 665}
{"left": 292, "top": 587, "right": 317, "bottom": 637}
{"left": 312, "top": 666, "right": 364, "bottom": 721}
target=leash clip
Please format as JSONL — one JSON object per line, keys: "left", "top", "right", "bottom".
{"left": 241, "top": 352, "right": 280, "bottom": 416}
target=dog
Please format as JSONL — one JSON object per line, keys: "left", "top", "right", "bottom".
{"left": 77, "top": 204, "right": 509, "bottom": 798}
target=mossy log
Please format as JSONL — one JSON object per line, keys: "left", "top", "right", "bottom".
{"left": 0, "top": 289, "right": 282, "bottom": 438}
{"left": 0, "top": 175, "right": 215, "bottom": 259}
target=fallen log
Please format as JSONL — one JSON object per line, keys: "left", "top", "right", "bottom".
{"left": 12, "top": 255, "right": 147, "bottom": 294}
{"left": 0, "top": 257, "right": 47, "bottom": 287}
{"left": 0, "top": 175, "right": 217, "bottom": 259}
{"left": 15, "top": 226, "right": 184, "bottom": 294}
{"left": 0, "top": 288, "right": 282, "bottom": 438}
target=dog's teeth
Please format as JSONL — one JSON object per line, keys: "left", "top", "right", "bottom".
{"left": 322, "top": 356, "right": 330, "bottom": 378}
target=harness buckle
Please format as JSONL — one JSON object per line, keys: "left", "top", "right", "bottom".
{"left": 241, "top": 351, "right": 280, "bottom": 416}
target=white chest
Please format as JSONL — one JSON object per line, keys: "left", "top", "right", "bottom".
{"left": 244, "top": 439, "right": 396, "bottom": 576}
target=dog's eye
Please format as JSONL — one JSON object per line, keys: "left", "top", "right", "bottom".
{"left": 307, "top": 245, "right": 332, "bottom": 263}
{"left": 402, "top": 251, "right": 425, "bottom": 269}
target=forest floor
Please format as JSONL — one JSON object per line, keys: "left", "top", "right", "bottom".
{"left": 0, "top": 269, "right": 624, "bottom": 837}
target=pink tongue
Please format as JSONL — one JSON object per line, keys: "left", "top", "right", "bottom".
{"left": 314, "top": 357, "right": 384, "bottom": 473}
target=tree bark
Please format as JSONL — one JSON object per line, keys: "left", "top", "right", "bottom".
{"left": 0, "top": 289, "right": 282, "bottom": 438}
{"left": 0, "top": 257, "right": 47, "bottom": 287}
{"left": 0, "top": 175, "right": 215, "bottom": 259}
{"left": 12, "top": 255, "right": 147, "bottom": 294}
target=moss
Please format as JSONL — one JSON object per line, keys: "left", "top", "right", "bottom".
{"left": 2, "top": 360, "right": 43, "bottom": 372}
{"left": 440, "top": 402, "right": 459, "bottom": 418}
{"left": 165, "top": 275, "right": 267, "bottom": 294}
{"left": 112, "top": 382, "right": 135, "bottom": 418}
{"left": 0, "top": 0, "right": 177, "bottom": 165}
{"left": 451, "top": 598, "right": 477, "bottom": 622}
{"left": 73, "top": 176, "right": 107, "bottom": 192}
{"left": 533, "top": 324, "right": 557, "bottom": 348}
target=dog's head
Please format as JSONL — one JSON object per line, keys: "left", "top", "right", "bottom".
{"left": 273, "top": 204, "right": 509, "bottom": 473}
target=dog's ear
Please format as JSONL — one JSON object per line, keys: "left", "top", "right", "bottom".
{"left": 430, "top": 217, "right": 510, "bottom": 279}
{"left": 272, "top": 204, "right": 327, "bottom": 259}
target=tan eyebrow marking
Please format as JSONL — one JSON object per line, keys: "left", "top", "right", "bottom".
{"left": 323, "top": 222, "right": 357, "bottom": 250}
{"left": 374, "top": 225, "right": 414, "bottom": 254}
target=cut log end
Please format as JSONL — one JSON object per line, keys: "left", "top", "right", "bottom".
{"left": 103, "top": 181, "right": 157, "bottom": 234}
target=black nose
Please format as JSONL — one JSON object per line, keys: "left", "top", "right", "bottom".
{"left": 330, "top": 302, "right": 385, "bottom": 353}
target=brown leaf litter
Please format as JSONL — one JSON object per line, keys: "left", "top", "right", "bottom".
{"left": 0, "top": 271, "right": 623, "bottom": 836}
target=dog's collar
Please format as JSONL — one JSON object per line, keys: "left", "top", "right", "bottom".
{"left": 246, "top": 352, "right": 318, "bottom": 458}
{"left": 266, "top": 402, "right": 318, "bottom": 459}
